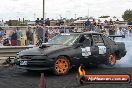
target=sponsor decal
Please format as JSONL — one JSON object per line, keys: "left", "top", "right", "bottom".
{"left": 81, "top": 47, "right": 91, "bottom": 56}
{"left": 98, "top": 46, "right": 106, "bottom": 54}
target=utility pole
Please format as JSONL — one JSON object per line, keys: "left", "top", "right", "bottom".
{"left": 88, "top": 8, "right": 89, "bottom": 19}
{"left": 34, "top": 13, "right": 36, "bottom": 21}
{"left": 43, "top": 0, "right": 45, "bottom": 43}
{"left": 75, "top": 14, "right": 77, "bottom": 19}
{"left": 43, "top": 0, "right": 45, "bottom": 22}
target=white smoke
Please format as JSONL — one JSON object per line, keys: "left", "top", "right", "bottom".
{"left": 115, "top": 36, "right": 132, "bottom": 67}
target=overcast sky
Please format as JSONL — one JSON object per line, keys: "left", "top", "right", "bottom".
{"left": 0, "top": 0, "right": 132, "bottom": 21}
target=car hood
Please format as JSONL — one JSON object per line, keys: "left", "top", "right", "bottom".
{"left": 19, "top": 44, "right": 71, "bottom": 56}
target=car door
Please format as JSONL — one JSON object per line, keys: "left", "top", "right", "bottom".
{"left": 78, "top": 34, "right": 94, "bottom": 64}
{"left": 67, "top": 34, "right": 90, "bottom": 66}
{"left": 92, "top": 34, "right": 107, "bottom": 61}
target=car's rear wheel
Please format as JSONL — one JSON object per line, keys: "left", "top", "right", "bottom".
{"left": 53, "top": 56, "right": 70, "bottom": 75}
{"left": 106, "top": 53, "right": 116, "bottom": 66}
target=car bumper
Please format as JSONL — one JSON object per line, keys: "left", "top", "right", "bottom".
{"left": 16, "top": 56, "right": 54, "bottom": 70}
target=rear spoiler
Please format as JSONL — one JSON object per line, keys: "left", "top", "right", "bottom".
{"left": 108, "top": 35, "right": 125, "bottom": 40}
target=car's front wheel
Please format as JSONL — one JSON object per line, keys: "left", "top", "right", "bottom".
{"left": 53, "top": 56, "right": 70, "bottom": 75}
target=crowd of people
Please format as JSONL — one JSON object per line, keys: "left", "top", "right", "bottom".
{"left": 84, "top": 18, "right": 132, "bottom": 36}
{"left": 0, "top": 18, "right": 132, "bottom": 46}
{"left": 0, "top": 27, "right": 33, "bottom": 46}
{"left": 84, "top": 19, "right": 115, "bottom": 34}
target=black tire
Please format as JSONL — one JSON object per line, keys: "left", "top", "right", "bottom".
{"left": 106, "top": 53, "right": 116, "bottom": 66}
{"left": 53, "top": 56, "right": 70, "bottom": 75}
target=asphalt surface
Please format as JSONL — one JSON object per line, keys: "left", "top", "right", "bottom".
{"left": 0, "top": 66, "right": 132, "bottom": 88}
{"left": 0, "top": 37, "right": 132, "bottom": 88}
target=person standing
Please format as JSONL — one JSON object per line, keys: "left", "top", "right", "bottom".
{"left": 36, "top": 24, "right": 44, "bottom": 44}
{"left": 92, "top": 19, "right": 97, "bottom": 31}
{"left": 0, "top": 27, "right": 5, "bottom": 46}
{"left": 84, "top": 19, "right": 92, "bottom": 31}
{"left": 45, "top": 27, "right": 48, "bottom": 43}
{"left": 109, "top": 19, "right": 114, "bottom": 25}
{"left": 26, "top": 27, "right": 33, "bottom": 45}
{"left": 45, "top": 18, "right": 50, "bottom": 26}
{"left": 35, "top": 18, "right": 40, "bottom": 25}
{"left": 10, "top": 30, "right": 17, "bottom": 46}
{"left": 16, "top": 28, "right": 23, "bottom": 46}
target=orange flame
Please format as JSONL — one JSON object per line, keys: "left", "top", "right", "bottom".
{"left": 78, "top": 66, "right": 86, "bottom": 76}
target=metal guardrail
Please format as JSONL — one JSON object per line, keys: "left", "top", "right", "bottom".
{"left": 0, "top": 45, "right": 34, "bottom": 57}
{"left": 0, "top": 26, "right": 77, "bottom": 29}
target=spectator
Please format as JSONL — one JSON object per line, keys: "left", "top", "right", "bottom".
{"left": 60, "top": 20, "right": 64, "bottom": 25}
{"left": 97, "top": 19, "right": 102, "bottom": 29}
{"left": 35, "top": 18, "right": 40, "bottom": 25}
{"left": 56, "top": 27, "right": 60, "bottom": 34}
{"left": 36, "top": 24, "right": 44, "bottom": 44}
{"left": 59, "top": 27, "right": 65, "bottom": 33}
{"left": 84, "top": 19, "right": 92, "bottom": 31}
{"left": 16, "top": 28, "right": 23, "bottom": 46}
{"left": 10, "top": 30, "right": 17, "bottom": 46}
{"left": 0, "top": 27, "right": 5, "bottom": 45}
{"left": 47, "top": 28, "right": 53, "bottom": 40}
{"left": 26, "top": 27, "right": 33, "bottom": 45}
{"left": 104, "top": 20, "right": 109, "bottom": 28}
{"left": 117, "top": 28, "right": 123, "bottom": 35}
{"left": 45, "top": 28, "right": 48, "bottom": 43}
{"left": 92, "top": 19, "right": 97, "bottom": 26}
{"left": 40, "top": 18, "right": 44, "bottom": 25}
{"left": 91, "top": 19, "right": 97, "bottom": 31}
{"left": 109, "top": 26, "right": 115, "bottom": 35}
{"left": 0, "top": 27, "right": 5, "bottom": 38}
{"left": 109, "top": 19, "right": 114, "bottom": 25}
{"left": 45, "top": 18, "right": 50, "bottom": 26}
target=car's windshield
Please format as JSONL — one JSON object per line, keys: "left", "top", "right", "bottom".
{"left": 47, "top": 33, "right": 79, "bottom": 45}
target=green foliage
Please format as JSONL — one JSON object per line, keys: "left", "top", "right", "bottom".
{"left": 122, "top": 9, "right": 132, "bottom": 21}
{"left": 7, "top": 19, "right": 28, "bottom": 26}
{"left": 99, "top": 16, "right": 110, "bottom": 18}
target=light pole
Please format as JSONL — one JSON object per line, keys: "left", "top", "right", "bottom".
{"left": 43, "top": 0, "right": 45, "bottom": 22}
{"left": 75, "top": 13, "right": 77, "bottom": 19}
{"left": 43, "top": 0, "right": 45, "bottom": 43}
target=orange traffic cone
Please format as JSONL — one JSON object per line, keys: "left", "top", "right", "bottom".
{"left": 39, "top": 73, "right": 46, "bottom": 88}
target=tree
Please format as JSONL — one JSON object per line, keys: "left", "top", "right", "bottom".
{"left": 99, "top": 16, "right": 110, "bottom": 18}
{"left": 122, "top": 9, "right": 132, "bottom": 21}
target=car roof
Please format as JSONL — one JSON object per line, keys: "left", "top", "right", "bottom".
{"left": 61, "top": 32, "right": 102, "bottom": 35}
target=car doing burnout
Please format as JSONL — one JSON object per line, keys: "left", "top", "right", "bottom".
{"left": 16, "top": 32, "right": 126, "bottom": 75}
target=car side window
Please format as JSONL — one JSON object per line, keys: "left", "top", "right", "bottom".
{"left": 79, "top": 35, "right": 91, "bottom": 46}
{"left": 103, "top": 35, "right": 115, "bottom": 45}
{"left": 92, "top": 34, "right": 104, "bottom": 46}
